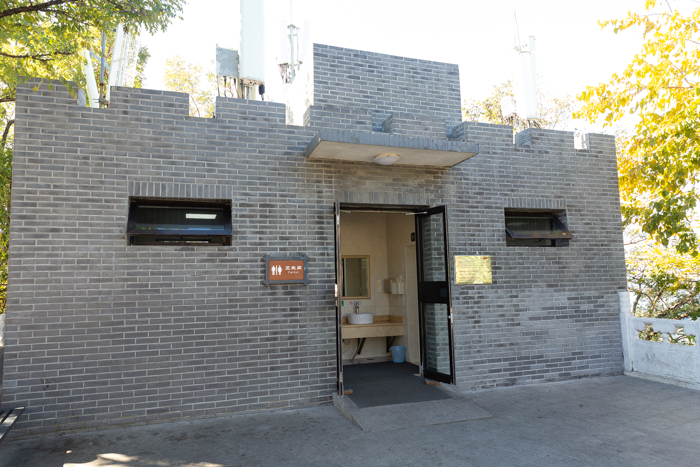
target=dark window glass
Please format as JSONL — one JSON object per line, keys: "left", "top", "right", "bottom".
{"left": 127, "top": 200, "right": 231, "bottom": 246}
{"left": 134, "top": 206, "right": 226, "bottom": 231}
{"left": 505, "top": 212, "right": 572, "bottom": 247}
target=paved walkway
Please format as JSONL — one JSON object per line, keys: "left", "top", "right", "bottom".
{"left": 1, "top": 376, "right": 698, "bottom": 466}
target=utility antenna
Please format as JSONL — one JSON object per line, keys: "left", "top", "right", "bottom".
{"left": 82, "top": 23, "right": 140, "bottom": 108}
{"left": 239, "top": 0, "right": 266, "bottom": 100}
{"left": 511, "top": 10, "right": 539, "bottom": 122}
{"left": 278, "top": 0, "right": 301, "bottom": 85}
{"left": 288, "top": 0, "right": 300, "bottom": 82}
{"left": 513, "top": 10, "right": 523, "bottom": 53}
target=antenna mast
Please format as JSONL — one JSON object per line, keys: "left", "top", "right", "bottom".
{"left": 511, "top": 11, "right": 539, "bottom": 123}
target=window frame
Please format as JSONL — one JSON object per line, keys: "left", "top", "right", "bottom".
{"left": 504, "top": 211, "right": 573, "bottom": 247}
{"left": 127, "top": 198, "right": 232, "bottom": 246}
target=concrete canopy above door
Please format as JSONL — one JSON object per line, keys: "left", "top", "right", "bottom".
{"left": 304, "top": 129, "right": 480, "bottom": 168}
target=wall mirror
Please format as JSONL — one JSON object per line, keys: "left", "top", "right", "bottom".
{"left": 342, "top": 255, "right": 370, "bottom": 299}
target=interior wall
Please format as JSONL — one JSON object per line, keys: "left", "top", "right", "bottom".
{"left": 339, "top": 211, "right": 419, "bottom": 363}
{"left": 386, "top": 214, "right": 419, "bottom": 363}
{"left": 404, "top": 245, "right": 420, "bottom": 364}
{"left": 340, "top": 212, "right": 389, "bottom": 360}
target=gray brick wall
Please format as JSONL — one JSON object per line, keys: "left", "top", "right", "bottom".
{"left": 313, "top": 44, "right": 462, "bottom": 132}
{"left": 382, "top": 114, "right": 447, "bottom": 139}
{"left": 448, "top": 122, "right": 625, "bottom": 387}
{"left": 4, "top": 44, "right": 626, "bottom": 436}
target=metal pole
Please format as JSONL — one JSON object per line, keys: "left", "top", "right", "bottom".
{"left": 99, "top": 29, "right": 107, "bottom": 105}
{"left": 289, "top": 0, "right": 296, "bottom": 81}
{"left": 289, "top": 25, "right": 296, "bottom": 82}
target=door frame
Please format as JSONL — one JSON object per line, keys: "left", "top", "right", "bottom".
{"left": 334, "top": 202, "right": 344, "bottom": 395}
{"left": 334, "top": 202, "right": 456, "bottom": 395}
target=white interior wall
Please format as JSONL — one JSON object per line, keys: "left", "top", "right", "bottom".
{"left": 340, "top": 212, "right": 389, "bottom": 361}
{"left": 340, "top": 211, "right": 418, "bottom": 363}
{"left": 386, "top": 213, "right": 419, "bottom": 363}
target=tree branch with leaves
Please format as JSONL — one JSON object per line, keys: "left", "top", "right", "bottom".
{"left": 0, "top": 0, "right": 184, "bottom": 313}
{"left": 164, "top": 56, "right": 217, "bottom": 118}
{"left": 463, "top": 80, "right": 575, "bottom": 133}
{"left": 577, "top": 0, "right": 700, "bottom": 255}
{"left": 0, "top": 0, "right": 184, "bottom": 104}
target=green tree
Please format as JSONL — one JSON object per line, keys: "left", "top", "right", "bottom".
{"left": 627, "top": 232, "right": 700, "bottom": 321}
{"left": 1, "top": 1, "right": 184, "bottom": 104}
{"left": 463, "top": 79, "right": 575, "bottom": 132}
{"left": 577, "top": 0, "right": 700, "bottom": 255}
{"left": 0, "top": 109, "right": 12, "bottom": 313}
{"left": 163, "top": 55, "right": 216, "bottom": 118}
{"left": 0, "top": 1, "right": 185, "bottom": 313}
{"left": 133, "top": 46, "right": 151, "bottom": 89}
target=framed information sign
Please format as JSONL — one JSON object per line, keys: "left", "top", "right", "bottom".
{"left": 262, "top": 254, "right": 310, "bottom": 286}
{"left": 455, "top": 255, "right": 492, "bottom": 285}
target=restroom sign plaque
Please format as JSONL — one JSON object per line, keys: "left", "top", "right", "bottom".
{"left": 262, "top": 254, "right": 310, "bottom": 286}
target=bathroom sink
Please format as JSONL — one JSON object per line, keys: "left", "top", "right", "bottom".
{"left": 348, "top": 313, "right": 374, "bottom": 325}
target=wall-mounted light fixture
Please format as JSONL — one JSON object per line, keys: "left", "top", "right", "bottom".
{"left": 373, "top": 153, "right": 400, "bottom": 166}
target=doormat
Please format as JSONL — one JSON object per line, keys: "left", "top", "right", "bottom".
{"left": 344, "top": 362, "right": 451, "bottom": 409}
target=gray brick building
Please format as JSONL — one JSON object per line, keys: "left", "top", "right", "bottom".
{"left": 4, "top": 43, "right": 626, "bottom": 436}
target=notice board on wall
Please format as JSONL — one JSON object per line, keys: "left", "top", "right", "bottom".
{"left": 455, "top": 255, "right": 492, "bottom": 285}
{"left": 262, "top": 254, "right": 310, "bottom": 286}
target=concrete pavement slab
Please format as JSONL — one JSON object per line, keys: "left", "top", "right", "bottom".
{"left": 333, "top": 389, "right": 492, "bottom": 432}
{"left": 0, "top": 376, "right": 698, "bottom": 467}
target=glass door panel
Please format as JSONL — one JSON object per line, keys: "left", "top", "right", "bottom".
{"left": 419, "top": 212, "right": 446, "bottom": 282}
{"left": 423, "top": 303, "right": 452, "bottom": 375}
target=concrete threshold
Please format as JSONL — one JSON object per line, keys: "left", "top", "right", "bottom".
{"left": 333, "top": 385, "right": 492, "bottom": 432}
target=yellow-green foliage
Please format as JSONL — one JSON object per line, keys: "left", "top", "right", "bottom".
{"left": 463, "top": 79, "right": 575, "bottom": 132}
{"left": 163, "top": 56, "right": 217, "bottom": 118}
{"left": 577, "top": 1, "right": 700, "bottom": 255}
{"left": 1, "top": 1, "right": 185, "bottom": 103}
{"left": 627, "top": 232, "right": 700, "bottom": 320}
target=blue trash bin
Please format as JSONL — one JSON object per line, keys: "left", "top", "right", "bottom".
{"left": 390, "top": 345, "right": 406, "bottom": 363}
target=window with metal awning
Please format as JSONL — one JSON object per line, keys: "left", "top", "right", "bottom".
{"left": 127, "top": 199, "right": 232, "bottom": 245}
{"left": 505, "top": 211, "right": 573, "bottom": 247}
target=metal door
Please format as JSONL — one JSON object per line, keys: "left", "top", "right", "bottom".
{"left": 334, "top": 202, "right": 344, "bottom": 395}
{"left": 415, "top": 205, "right": 456, "bottom": 384}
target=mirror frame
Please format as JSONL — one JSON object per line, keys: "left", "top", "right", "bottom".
{"left": 341, "top": 255, "right": 371, "bottom": 299}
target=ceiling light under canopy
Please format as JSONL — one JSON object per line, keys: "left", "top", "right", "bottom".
{"left": 373, "top": 153, "right": 400, "bottom": 166}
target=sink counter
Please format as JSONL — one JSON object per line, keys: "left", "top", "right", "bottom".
{"left": 342, "top": 315, "right": 404, "bottom": 339}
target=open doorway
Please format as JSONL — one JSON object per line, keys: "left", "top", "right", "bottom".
{"left": 334, "top": 203, "right": 455, "bottom": 404}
